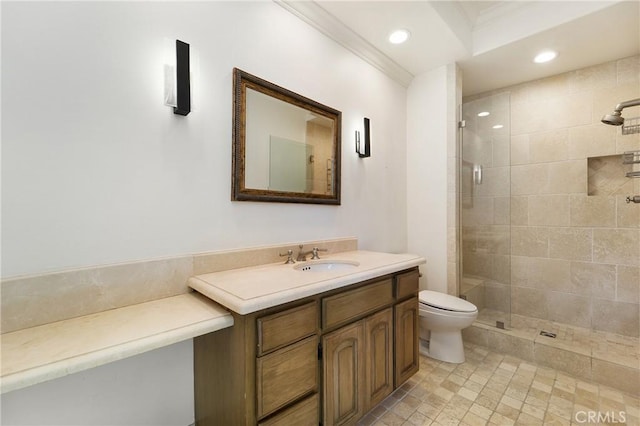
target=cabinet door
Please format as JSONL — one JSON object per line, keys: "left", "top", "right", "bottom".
{"left": 323, "top": 321, "right": 365, "bottom": 426}
{"left": 364, "top": 308, "right": 393, "bottom": 412}
{"left": 394, "top": 297, "right": 419, "bottom": 387}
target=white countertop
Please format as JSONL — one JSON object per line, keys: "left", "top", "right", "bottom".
{"left": 189, "top": 250, "right": 426, "bottom": 314}
{"left": 1, "top": 292, "right": 233, "bottom": 394}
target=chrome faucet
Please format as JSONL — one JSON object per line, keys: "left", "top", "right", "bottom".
{"left": 310, "top": 247, "right": 328, "bottom": 260}
{"left": 296, "top": 245, "right": 313, "bottom": 262}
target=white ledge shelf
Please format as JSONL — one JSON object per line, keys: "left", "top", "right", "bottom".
{"left": 1, "top": 292, "right": 233, "bottom": 394}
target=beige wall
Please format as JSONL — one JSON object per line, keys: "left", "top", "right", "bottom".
{"left": 466, "top": 55, "right": 640, "bottom": 337}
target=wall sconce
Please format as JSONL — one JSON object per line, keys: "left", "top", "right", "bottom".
{"left": 164, "top": 39, "right": 191, "bottom": 116}
{"left": 355, "top": 117, "right": 371, "bottom": 158}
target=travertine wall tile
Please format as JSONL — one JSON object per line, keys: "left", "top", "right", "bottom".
{"left": 511, "top": 134, "right": 530, "bottom": 165}
{"left": 510, "top": 196, "right": 528, "bottom": 226}
{"left": 548, "top": 228, "right": 592, "bottom": 261}
{"left": 569, "top": 195, "right": 616, "bottom": 227}
{"left": 528, "top": 73, "right": 571, "bottom": 103}
{"left": 532, "top": 258, "right": 572, "bottom": 293}
{"left": 529, "top": 195, "right": 569, "bottom": 226}
{"left": 567, "top": 125, "right": 616, "bottom": 160}
{"left": 463, "top": 252, "right": 494, "bottom": 278}
{"left": 493, "top": 136, "right": 511, "bottom": 167}
{"left": 616, "top": 195, "right": 640, "bottom": 228}
{"left": 448, "top": 156, "right": 457, "bottom": 193}
{"left": 512, "top": 286, "right": 548, "bottom": 319}
{"left": 447, "top": 261, "right": 458, "bottom": 296}
{"left": 547, "top": 291, "right": 592, "bottom": 328}
{"left": 617, "top": 55, "right": 640, "bottom": 86}
{"left": 617, "top": 265, "right": 640, "bottom": 303}
{"left": 529, "top": 129, "right": 568, "bottom": 163}
{"left": 568, "top": 61, "right": 616, "bottom": 93}
{"left": 570, "top": 262, "right": 616, "bottom": 300}
{"left": 511, "top": 164, "right": 548, "bottom": 195}
{"left": 510, "top": 256, "right": 533, "bottom": 288}
{"left": 547, "top": 160, "right": 587, "bottom": 194}
{"left": 462, "top": 197, "right": 494, "bottom": 226}
{"left": 475, "top": 167, "right": 510, "bottom": 197}
{"left": 491, "top": 255, "right": 511, "bottom": 285}
{"left": 511, "top": 227, "right": 549, "bottom": 257}
{"left": 593, "top": 228, "right": 640, "bottom": 266}
{"left": 592, "top": 298, "right": 640, "bottom": 337}
{"left": 493, "top": 197, "right": 510, "bottom": 225}
{"left": 1, "top": 256, "right": 194, "bottom": 333}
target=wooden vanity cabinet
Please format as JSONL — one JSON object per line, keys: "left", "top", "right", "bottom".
{"left": 194, "top": 267, "right": 420, "bottom": 426}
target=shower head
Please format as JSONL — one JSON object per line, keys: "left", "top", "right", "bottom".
{"left": 601, "top": 112, "right": 624, "bottom": 126}
{"left": 601, "top": 98, "right": 640, "bottom": 126}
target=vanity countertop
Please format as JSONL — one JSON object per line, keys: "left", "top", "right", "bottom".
{"left": 189, "top": 250, "right": 426, "bottom": 315}
{"left": 1, "top": 292, "right": 233, "bottom": 394}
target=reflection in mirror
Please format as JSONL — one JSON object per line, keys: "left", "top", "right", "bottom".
{"left": 232, "top": 68, "right": 341, "bottom": 204}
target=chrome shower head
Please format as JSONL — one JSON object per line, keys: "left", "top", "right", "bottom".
{"left": 601, "top": 98, "right": 640, "bottom": 126}
{"left": 601, "top": 112, "right": 624, "bottom": 126}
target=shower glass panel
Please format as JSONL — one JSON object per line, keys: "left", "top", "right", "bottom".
{"left": 460, "top": 93, "right": 511, "bottom": 328}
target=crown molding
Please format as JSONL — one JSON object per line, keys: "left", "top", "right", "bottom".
{"left": 275, "top": 0, "right": 414, "bottom": 87}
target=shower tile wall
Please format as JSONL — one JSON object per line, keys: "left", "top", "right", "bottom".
{"left": 469, "top": 55, "right": 640, "bottom": 338}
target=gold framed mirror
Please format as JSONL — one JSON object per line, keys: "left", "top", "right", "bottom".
{"left": 232, "top": 68, "right": 341, "bottom": 205}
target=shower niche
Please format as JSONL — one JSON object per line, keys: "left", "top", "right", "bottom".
{"left": 587, "top": 151, "right": 640, "bottom": 200}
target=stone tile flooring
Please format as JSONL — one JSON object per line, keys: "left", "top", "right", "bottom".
{"left": 357, "top": 343, "right": 640, "bottom": 426}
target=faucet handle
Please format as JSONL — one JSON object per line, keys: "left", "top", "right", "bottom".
{"left": 311, "top": 247, "right": 328, "bottom": 259}
{"left": 279, "top": 249, "right": 295, "bottom": 264}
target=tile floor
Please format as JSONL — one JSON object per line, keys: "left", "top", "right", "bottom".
{"left": 357, "top": 343, "right": 640, "bottom": 426}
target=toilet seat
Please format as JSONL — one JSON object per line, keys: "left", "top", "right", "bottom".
{"left": 419, "top": 290, "right": 477, "bottom": 313}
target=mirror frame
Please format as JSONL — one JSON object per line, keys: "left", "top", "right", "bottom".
{"left": 232, "top": 68, "right": 342, "bottom": 205}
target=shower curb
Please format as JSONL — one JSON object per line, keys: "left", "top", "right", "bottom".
{"left": 463, "top": 321, "right": 640, "bottom": 397}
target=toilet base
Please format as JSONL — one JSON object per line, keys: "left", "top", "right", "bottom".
{"left": 419, "top": 330, "right": 466, "bottom": 364}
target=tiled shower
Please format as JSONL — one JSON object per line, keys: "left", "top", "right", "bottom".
{"left": 459, "top": 55, "right": 640, "bottom": 396}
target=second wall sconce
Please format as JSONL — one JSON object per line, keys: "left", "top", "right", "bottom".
{"left": 355, "top": 117, "right": 371, "bottom": 158}
{"left": 164, "top": 39, "right": 191, "bottom": 116}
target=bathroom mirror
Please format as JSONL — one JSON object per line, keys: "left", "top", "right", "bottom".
{"left": 232, "top": 68, "right": 341, "bottom": 204}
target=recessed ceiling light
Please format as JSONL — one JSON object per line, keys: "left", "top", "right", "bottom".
{"left": 492, "top": 124, "right": 504, "bottom": 129}
{"left": 477, "top": 111, "right": 490, "bottom": 117}
{"left": 389, "top": 29, "right": 410, "bottom": 44}
{"left": 534, "top": 50, "right": 557, "bottom": 64}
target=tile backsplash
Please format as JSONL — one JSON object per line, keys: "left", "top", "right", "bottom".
{"left": 1, "top": 237, "right": 357, "bottom": 334}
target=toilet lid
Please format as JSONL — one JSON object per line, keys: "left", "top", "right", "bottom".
{"left": 419, "top": 290, "right": 477, "bottom": 313}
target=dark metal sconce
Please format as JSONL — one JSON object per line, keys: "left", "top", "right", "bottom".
{"left": 173, "top": 40, "right": 191, "bottom": 116}
{"left": 356, "top": 117, "right": 370, "bottom": 158}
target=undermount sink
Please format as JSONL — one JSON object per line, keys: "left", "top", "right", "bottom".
{"left": 294, "top": 260, "right": 360, "bottom": 272}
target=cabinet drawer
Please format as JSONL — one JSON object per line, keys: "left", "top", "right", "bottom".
{"left": 258, "top": 393, "right": 319, "bottom": 426}
{"left": 395, "top": 270, "right": 419, "bottom": 300}
{"left": 322, "top": 279, "right": 393, "bottom": 329}
{"left": 257, "top": 302, "right": 318, "bottom": 355}
{"left": 256, "top": 336, "right": 318, "bottom": 419}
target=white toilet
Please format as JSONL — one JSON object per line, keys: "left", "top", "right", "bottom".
{"left": 418, "top": 290, "right": 478, "bottom": 364}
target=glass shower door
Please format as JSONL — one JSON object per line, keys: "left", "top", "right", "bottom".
{"left": 460, "top": 93, "right": 511, "bottom": 329}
